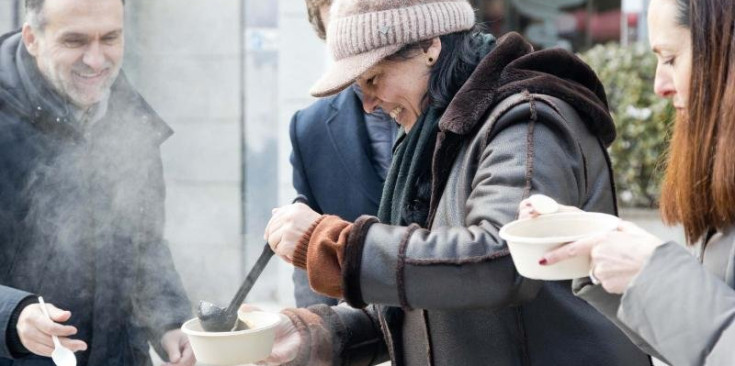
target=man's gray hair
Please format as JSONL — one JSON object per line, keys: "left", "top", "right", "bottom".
{"left": 25, "top": 0, "right": 125, "bottom": 30}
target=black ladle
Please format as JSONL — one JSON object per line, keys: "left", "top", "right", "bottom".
{"left": 197, "top": 243, "right": 274, "bottom": 332}
{"left": 196, "top": 195, "right": 308, "bottom": 332}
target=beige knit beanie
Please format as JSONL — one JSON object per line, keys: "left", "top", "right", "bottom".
{"left": 310, "top": 0, "right": 476, "bottom": 97}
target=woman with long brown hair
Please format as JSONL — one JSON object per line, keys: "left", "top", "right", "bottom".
{"left": 523, "top": 0, "right": 735, "bottom": 364}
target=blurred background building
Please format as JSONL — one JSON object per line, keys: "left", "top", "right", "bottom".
{"left": 1, "top": 0, "right": 673, "bottom": 321}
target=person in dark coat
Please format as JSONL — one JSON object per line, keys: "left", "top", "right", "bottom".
{"left": 256, "top": 0, "right": 652, "bottom": 365}
{"left": 290, "top": 0, "right": 397, "bottom": 307}
{"left": 0, "top": 0, "right": 193, "bottom": 365}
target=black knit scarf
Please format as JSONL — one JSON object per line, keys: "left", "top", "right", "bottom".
{"left": 377, "top": 106, "right": 441, "bottom": 226}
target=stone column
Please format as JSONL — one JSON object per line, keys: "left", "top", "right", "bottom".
{"left": 123, "top": 0, "right": 246, "bottom": 308}
{"left": 0, "top": 0, "right": 20, "bottom": 34}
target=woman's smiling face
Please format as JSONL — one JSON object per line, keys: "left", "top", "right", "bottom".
{"left": 356, "top": 38, "right": 441, "bottom": 131}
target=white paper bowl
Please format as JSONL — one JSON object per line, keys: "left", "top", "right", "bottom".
{"left": 499, "top": 212, "right": 620, "bottom": 280}
{"left": 181, "top": 311, "right": 280, "bottom": 365}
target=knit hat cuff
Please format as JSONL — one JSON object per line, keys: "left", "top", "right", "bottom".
{"left": 310, "top": 43, "right": 403, "bottom": 97}
{"left": 310, "top": 0, "right": 475, "bottom": 97}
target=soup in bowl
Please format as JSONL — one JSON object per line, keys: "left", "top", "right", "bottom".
{"left": 181, "top": 311, "right": 280, "bottom": 365}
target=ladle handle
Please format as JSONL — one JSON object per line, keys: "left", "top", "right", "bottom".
{"left": 225, "top": 194, "right": 309, "bottom": 312}
{"left": 226, "top": 244, "right": 274, "bottom": 312}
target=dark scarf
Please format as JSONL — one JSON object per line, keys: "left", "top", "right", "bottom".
{"left": 377, "top": 33, "right": 496, "bottom": 226}
{"left": 377, "top": 107, "right": 441, "bottom": 226}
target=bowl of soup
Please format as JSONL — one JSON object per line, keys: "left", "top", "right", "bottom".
{"left": 181, "top": 311, "right": 280, "bottom": 365}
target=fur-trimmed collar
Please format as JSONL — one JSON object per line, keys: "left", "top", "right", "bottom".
{"left": 438, "top": 32, "right": 615, "bottom": 146}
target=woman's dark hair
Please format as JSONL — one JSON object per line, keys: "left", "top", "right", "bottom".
{"left": 386, "top": 24, "right": 489, "bottom": 112}
{"left": 660, "top": 0, "right": 735, "bottom": 243}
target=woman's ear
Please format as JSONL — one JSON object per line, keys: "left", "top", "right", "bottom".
{"left": 425, "top": 37, "right": 442, "bottom": 66}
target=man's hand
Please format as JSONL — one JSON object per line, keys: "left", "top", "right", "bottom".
{"left": 161, "top": 329, "right": 195, "bottom": 366}
{"left": 16, "top": 303, "right": 87, "bottom": 357}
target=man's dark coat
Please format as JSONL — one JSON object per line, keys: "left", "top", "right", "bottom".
{"left": 0, "top": 31, "right": 190, "bottom": 366}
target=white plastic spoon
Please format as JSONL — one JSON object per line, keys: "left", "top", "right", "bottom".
{"left": 528, "top": 194, "right": 560, "bottom": 215}
{"left": 38, "top": 297, "right": 77, "bottom": 366}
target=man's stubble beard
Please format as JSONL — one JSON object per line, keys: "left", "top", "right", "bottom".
{"left": 38, "top": 56, "right": 121, "bottom": 109}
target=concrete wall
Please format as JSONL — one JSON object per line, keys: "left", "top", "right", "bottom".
{"left": 0, "top": 0, "right": 19, "bottom": 34}
{"left": 122, "top": 0, "right": 327, "bottom": 311}
{"left": 123, "top": 0, "right": 249, "bottom": 310}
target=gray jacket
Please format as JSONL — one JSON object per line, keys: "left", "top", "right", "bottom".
{"left": 330, "top": 93, "right": 650, "bottom": 366}
{"left": 308, "top": 33, "right": 651, "bottom": 366}
{"left": 576, "top": 228, "right": 735, "bottom": 365}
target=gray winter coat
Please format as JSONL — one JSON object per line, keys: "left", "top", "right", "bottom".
{"left": 310, "top": 33, "right": 651, "bottom": 366}
{"left": 576, "top": 228, "right": 735, "bottom": 365}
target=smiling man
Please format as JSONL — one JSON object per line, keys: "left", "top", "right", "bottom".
{"left": 0, "top": 0, "right": 194, "bottom": 365}
{"left": 23, "top": 0, "right": 124, "bottom": 112}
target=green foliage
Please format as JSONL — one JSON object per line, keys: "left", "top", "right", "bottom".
{"left": 580, "top": 42, "right": 675, "bottom": 208}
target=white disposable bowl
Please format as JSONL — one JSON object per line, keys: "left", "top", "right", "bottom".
{"left": 499, "top": 212, "right": 620, "bottom": 280}
{"left": 181, "top": 311, "right": 280, "bottom": 365}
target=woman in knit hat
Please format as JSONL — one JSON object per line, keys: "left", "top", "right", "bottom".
{"left": 258, "top": 0, "right": 651, "bottom": 364}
